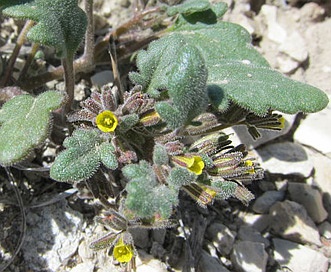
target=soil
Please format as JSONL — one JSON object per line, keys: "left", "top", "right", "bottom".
{"left": 0, "top": 1, "right": 331, "bottom": 272}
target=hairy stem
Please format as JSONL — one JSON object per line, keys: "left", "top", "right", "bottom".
{"left": 62, "top": 54, "right": 75, "bottom": 113}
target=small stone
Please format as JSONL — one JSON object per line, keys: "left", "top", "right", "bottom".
{"left": 276, "top": 55, "right": 300, "bottom": 74}
{"left": 70, "top": 261, "right": 94, "bottom": 272}
{"left": 257, "top": 141, "right": 314, "bottom": 177}
{"left": 318, "top": 221, "right": 331, "bottom": 239}
{"left": 252, "top": 190, "right": 285, "bottom": 214}
{"left": 78, "top": 240, "right": 94, "bottom": 262}
{"left": 205, "top": 223, "right": 236, "bottom": 255}
{"left": 273, "top": 238, "right": 329, "bottom": 272}
{"left": 294, "top": 103, "right": 331, "bottom": 155}
{"left": 238, "top": 212, "right": 271, "bottom": 232}
{"left": 300, "top": 3, "right": 325, "bottom": 22}
{"left": 231, "top": 241, "right": 268, "bottom": 272}
{"left": 279, "top": 31, "right": 308, "bottom": 63}
{"left": 288, "top": 182, "right": 328, "bottom": 223}
{"left": 197, "top": 250, "right": 230, "bottom": 272}
{"left": 129, "top": 228, "right": 151, "bottom": 249}
{"left": 91, "top": 70, "right": 114, "bottom": 87}
{"left": 260, "top": 5, "right": 287, "bottom": 44}
{"left": 269, "top": 200, "right": 321, "bottom": 246}
{"left": 136, "top": 250, "right": 167, "bottom": 272}
{"left": 238, "top": 226, "right": 270, "bottom": 248}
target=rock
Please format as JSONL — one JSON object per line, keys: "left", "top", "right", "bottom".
{"left": 129, "top": 228, "right": 151, "bottom": 249}
{"left": 136, "top": 250, "right": 168, "bottom": 272}
{"left": 70, "top": 261, "right": 95, "bottom": 272}
{"left": 257, "top": 141, "right": 314, "bottom": 177}
{"left": 300, "top": 3, "right": 325, "bottom": 23}
{"left": 294, "top": 103, "right": 331, "bottom": 156}
{"left": 273, "top": 238, "right": 329, "bottom": 272}
{"left": 318, "top": 221, "right": 331, "bottom": 240}
{"left": 237, "top": 226, "right": 270, "bottom": 248}
{"left": 252, "top": 190, "right": 285, "bottom": 214}
{"left": 303, "top": 19, "right": 331, "bottom": 94}
{"left": 288, "top": 182, "right": 328, "bottom": 223}
{"left": 279, "top": 31, "right": 308, "bottom": 63}
{"left": 197, "top": 250, "right": 230, "bottom": 272}
{"left": 205, "top": 223, "right": 236, "bottom": 255}
{"left": 21, "top": 200, "right": 83, "bottom": 271}
{"left": 91, "top": 70, "right": 114, "bottom": 87}
{"left": 231, "top": 241, "right": 268, "bottom": 272}
{"left": 276, "top": 55, "right": 300, "bottom": 74}
{"left": 269, "top": 200, "right": 321, "bottom": 246}
{"left": 152, "top": 229, "right": 167, "bottom": 245}
{"left": 260, "top": 5, "right": 287, "bottom": 44}
{"left": 238, "top": 212, "right": 271, "bottom": 232}
{"left": 78, "top": 240, "right": 95, "bottom": 263}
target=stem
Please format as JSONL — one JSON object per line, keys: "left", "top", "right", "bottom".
{"left": 62, "top": 54, "right": 75, "bottom": 113}
{"left": 17, "top": 43, "right": 39, "bottom": 85}
{"left": 0, "top": 20, "right": 34, "bottom": 87}
{"left": 82, "top": 0, "right": 94, "bottom": 65}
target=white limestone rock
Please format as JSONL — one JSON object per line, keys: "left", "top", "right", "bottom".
{"left": 231, "top": 241, "right": 268, "bottom": 272}
{"left": 269, "top": 200, "right": 321, "bottom": 246}
{"left": 288, "top": 182, "right": 328, "bottom": 223}
{"left": 279, "top": 31, "right": 308, "bottom": 63}
{"left": 273, "top": 238, "right": 329, "bottom": 272}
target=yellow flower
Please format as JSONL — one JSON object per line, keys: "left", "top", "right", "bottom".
{"left": 173, "top": 155, "right": 205, "bottom": 175}
{"left": 113, "top": 237, "right": 134, "bottom": 263}
{"left": 96, "top": 110, "right": 118, "bottom": 132}
{"left": 244, "top": 160, "right": 255, "bottom": 174}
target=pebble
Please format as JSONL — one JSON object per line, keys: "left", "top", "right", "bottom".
{"left": 257, "top": 141, "right": 314, "bottom": 177}
{"left": 269, "top": 200, "right": 321, "bottom": 246}
{"left": 238, "top": 212, "right": 271, "bottom": 232}
{"left": 318, "top": 221, "right": 331, "bottom": 240}
{"left": 288, "top": 182, "right": 328, "bottom": 223}
{"left": 21, "top": 200, "right": 83, "bottom": 271}
{"left": 279, "top": 31, "right": 308, "bottom": 63}
{"left": 252, "top": 190, "right": 285, "bottom": 214}
{"left": 260, "top": 5, "right": 287, "bottom": 44}
{"left": 294, "top": 102, "right": 331, "bottom": 156}
{"left": 231, "top": 240, "right": 268, "bottom": 272}
{"left": 91, "top": 70, "right": 114, "bottom": 87}
{"left": 237, "top": 226, "right": 270, "bottom": 248}
{"left": 273, "top": 238, "right": 329, "bottom": 272}
{"left": 197, "top": 250, "right": 230, "bottom": 272}
{"left": 205, "top": 222, "right": 236, "bottom": 255}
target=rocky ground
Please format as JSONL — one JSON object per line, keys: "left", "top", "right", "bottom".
{"left": 1, "top": 0, "right": 331, "bottom": 272}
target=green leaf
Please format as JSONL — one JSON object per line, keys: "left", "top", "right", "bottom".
{"left": 0, "top": 91, "right": 64, "bottom": 166}
{"left": 2, "top": 0, "right": 87, "bottom": 58}
{"left": 50, "top": 129, "right": 102, "bottom": 182}
{"left": 99, "top": 142, "right": 118, "bottom": 170}
{"left": 170, "top": 21, "right": 328, "bottom": 115}
{"left": 129, "top": 33, "right": 209, "bottom": 128}
{"left": 167, "top": 0, "right": 211, "bottom": 16}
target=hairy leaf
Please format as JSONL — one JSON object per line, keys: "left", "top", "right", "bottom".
{"left": 2, "top": 0, "right": 87, "bottom": 58}
{"left": 129, "top": 33, "right": 208, "bottom": 128}
{"left": 0, "top": 91, "right": 64, "bottom": 166}
{"left": 50, "top": 129, "right": 118, "bottom": 182}
{"left": 170, "top": 19, "right": 328, "bottom": 115}
{"left": 50, "top": 129, "right": 102, "bottom": 182}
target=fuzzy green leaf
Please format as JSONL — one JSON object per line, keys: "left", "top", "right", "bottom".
{"left": 167, "top": 0, "right": 211, "bottom": 16}
{"left": 153, "top": 144, "right": 169, "bottom": 165}
{"left": 0, "top": 91, "right": 64, "bottom": 166}
{"left": 50, "top": 129, "right": 102, "bottom": 182}
{"left": 167, "top": 167, "right": 197, "bottom": 189}
{"left": 170, "top": 20, "right": 328, "bottom": 115}
{"left": 99, "top": 142, "right": 118, "bottom": 170}
{"left": 129, "top": 33, "right": 208, "bottom": 128}
{"left": 2, "top": 0, "right": 87, "bottom": 58}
